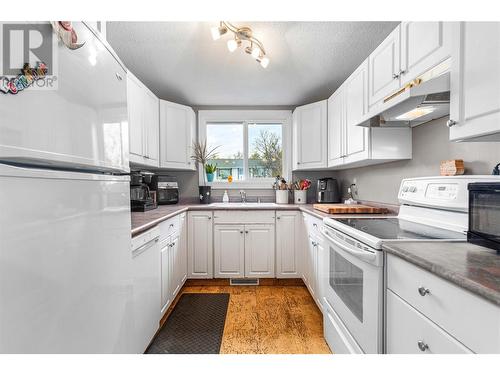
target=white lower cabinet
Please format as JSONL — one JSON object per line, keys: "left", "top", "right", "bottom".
{"left": 276, "top": 211, "right": 301, "bottom": 278}
{"left": 245, "top": 224, "right": 275, "bottom": 278}
{"left": 214, "top": 225, "right": 245, "bottom": 278}
{"left": 212, "top": 211, "right": 275, "bottom": 279}
{"left": 386, "top": 290, "right": 472, "bottom": 354}
{"left": 386, "top": 254, "right": 500, "bottom": 353}
{"left": 178, "top": 213, "right": 188, "bottom": 285}
{"left": 188, "top": 211, "right": 213, "bottom": 278}
{"left": 159, "top": 214, "right": 187, "bottom": 316}
{"left": 301, "top": 213, "right": 324, "bottom": 311}
{"left": 160, "top": 240, "right": 172, "bottom": 315}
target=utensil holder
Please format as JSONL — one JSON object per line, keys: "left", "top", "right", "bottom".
{"left": 275, "top": 190, "right": 289, "bottom": 204}
{"left": 294, "top": 190, "right": 307, "bottom": 204}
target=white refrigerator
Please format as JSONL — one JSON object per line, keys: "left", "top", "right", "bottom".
{"left": 0, "top": 22, "right": 137, "bottom": 353}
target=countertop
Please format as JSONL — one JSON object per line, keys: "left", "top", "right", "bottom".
{"left": 131, "top": 202, "right": 397, "bottom": 237}
{"left": 383, "top": 241, "right": 500, "bottom": 306}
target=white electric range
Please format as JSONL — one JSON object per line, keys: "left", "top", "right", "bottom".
{"left": 320, "top": 175, "right": 500, "bottom": 354}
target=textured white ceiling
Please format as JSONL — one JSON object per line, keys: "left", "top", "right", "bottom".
{"left": 107, "top": 22, "right": 399, "bottom": 107}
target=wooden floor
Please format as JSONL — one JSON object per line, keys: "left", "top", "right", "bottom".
{"left": 164, "top": 280, "right": 331, "bottom": 354}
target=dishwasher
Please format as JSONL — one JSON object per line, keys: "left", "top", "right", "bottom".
{"left": 131, "top": 227, "right": 160, "bottom": 353}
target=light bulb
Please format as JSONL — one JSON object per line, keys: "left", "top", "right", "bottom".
{"left": 227, "top": 39, "right": 239, "bottom": 52}
{"left": 260, "top": 56, "right": 270, "bottom": 68}
{"left": 251, "top": 46, "right": 261, "bottom": 59}
{"left": 211, "top": 26, "right": 222, "bottom": 40}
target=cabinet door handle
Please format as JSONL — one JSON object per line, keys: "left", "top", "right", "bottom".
{"left": 169, "top": 224, "right": 174, "bottom": 228}
{"left": 277, "top": 217, "right": 281, "bottom": 220}
{"left": 115, "top": 72, "right": 123, "bottom": 81}
{"left": 446, "top": 119, "right": 457, "bottom": 128}
{"left": 417, "top": 340, "right": 429, "bottom": 352}
{"left": 313, "top": 223, "right": 318, "bottom": 228}
{"left": 398, "top": 69, "right": 406, "bottom": 76}
{"left": 418, "top": 286, "right": 430, "bottom": 296}
{"left": 245, "top": 230, "right": 249, "bottom": 234}
{"left": 392, "top": 73, "right": 400, "bottom": 79}
{"left": 208, "top": 216, "right": 212, "bottom": 220}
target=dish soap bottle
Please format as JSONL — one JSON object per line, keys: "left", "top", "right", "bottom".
{"left": 222, "top": 190, "right": 229, "bottom": 203}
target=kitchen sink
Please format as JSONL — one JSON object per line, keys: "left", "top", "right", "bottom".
{"left": 208, "top": 202, "right": 279, "bottom": 208}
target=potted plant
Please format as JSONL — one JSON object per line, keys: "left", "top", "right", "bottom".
{"left": 191, "top": 140, "right": 220, "bottom": 204}
{"left": 205, "top": 163, "right": 217, "bottom": 182}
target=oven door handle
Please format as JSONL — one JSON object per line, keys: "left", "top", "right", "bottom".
{"left": 321, "top": 227, "right": 377, "bottom": 263}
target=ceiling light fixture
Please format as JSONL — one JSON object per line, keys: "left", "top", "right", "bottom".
{"left": 211, "top": 21, "right": 270, "bottom": 68}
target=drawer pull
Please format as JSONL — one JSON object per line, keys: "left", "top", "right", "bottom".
{"left": 417, "top": 340, "right": 429, "bottom": 352}
{"left": 418, "top": 286, "right": 431, "bottom": 296}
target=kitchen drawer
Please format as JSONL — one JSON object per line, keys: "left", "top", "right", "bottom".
{"left": 158, "top": 215, "right": 180, "bottom": 241}
{"left": 386, "top": 290, "right": 472, "bottom": 354}
{"left": 387, "top": 254, "right": 500, "bottom": 353}
{"left": 213, "top": 210, "right": 275, "bottom": 224}
{"left": 131, "top": 226, "right": 160, "bottom": 250}
{"left": 302, "top": 212, "right": 322, "bottom": 239}
{"left": 323, "top": 297, "right": 363, "bottom": 354}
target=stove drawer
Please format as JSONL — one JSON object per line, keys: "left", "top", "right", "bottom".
{"left": 386, "top": 290, "right": 472, "bottom": 354}
{"left": 387, "top": 254, "right": 500, "bottom": 353}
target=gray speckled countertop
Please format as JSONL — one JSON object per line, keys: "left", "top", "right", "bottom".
{"left": 131, "top": 203, "right": 397, "bottom": 237}
{"left": 383, "top": 242, "right": 500, "bottom": 306}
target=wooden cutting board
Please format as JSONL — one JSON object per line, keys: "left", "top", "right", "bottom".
{"left": 313, "top": 203, "right": 388, "bottom": 214}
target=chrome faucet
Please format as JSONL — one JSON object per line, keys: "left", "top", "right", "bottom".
{"left": 239, "top": 190, "right": 247, "bottom": 203}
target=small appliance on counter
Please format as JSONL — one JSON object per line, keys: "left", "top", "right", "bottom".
{"left": 316, "top": 177, "right": 340, "bottom": 203}
{"left": 150, "top": 175, "right": 179, "bottom": 205}
{"left": 468, "top": 181, "right": 500, "bottom": 253}
{"left": 130, "top": 171, "right": 157, "bottom": 212}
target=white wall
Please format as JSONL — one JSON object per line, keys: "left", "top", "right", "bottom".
{"left": 335, "top": 117, "right": 500, "bottom": 204}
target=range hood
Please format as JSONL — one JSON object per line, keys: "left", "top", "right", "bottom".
{"left": 359, "top": 71, "right": 450, "bottom": 128}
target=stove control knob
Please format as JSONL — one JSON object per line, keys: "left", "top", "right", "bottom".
{"left": 409, "top": 186, "right": 417, "bottom": 193}
{"left": 403, "top": 186, "right": 409, "bottom": 192}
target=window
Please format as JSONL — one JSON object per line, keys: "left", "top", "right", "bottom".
{"left": 206, "top": 123, "right": 244, "bottom": 181}
{"left": 199, "top": 110, "right": 291, "bottom": 188}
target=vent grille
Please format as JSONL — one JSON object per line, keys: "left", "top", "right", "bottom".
{"left": 230, "top": 278, "right": 259, "bottom": 286}
{"left": 423, "top": 91, "right": 450, "bottom": 104}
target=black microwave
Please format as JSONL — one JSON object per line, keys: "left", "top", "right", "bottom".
{"left": 468, "top": 182, "right": 500, "bottom": 253}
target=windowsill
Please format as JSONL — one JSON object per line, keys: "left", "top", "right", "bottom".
{"left": 204, "top": 180, "right": 276, "bottom": 190}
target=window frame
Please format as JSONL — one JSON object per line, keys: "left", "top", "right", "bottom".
{"left": 198, "top": 110, "right": 292, "bottom": 189}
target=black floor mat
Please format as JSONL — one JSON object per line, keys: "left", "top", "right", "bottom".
{"left": 146, "top": 293, "right": 230, "bottom": 354}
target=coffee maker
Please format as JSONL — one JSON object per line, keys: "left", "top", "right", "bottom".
{"left": 130, "top": 171, "right": 157, "bottom": 212}
{"left": 316, "top": 178, "right": 340, "bottom": 203}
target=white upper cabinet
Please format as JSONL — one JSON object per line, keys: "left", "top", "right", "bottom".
{"left": 449, "top": 22, "right": 500, "bottom": 142}
{"left": 344, "top": 60, "right": 369, "bottom": 163}
{"left": 127, "top": 72, "right": 159, "bottom": 167}
{"left": 369, "top": 22, "right": 453, "bottom": 110}
{"left": 327, "top": 89, "right": 344, "bottom": 168}
{"left": 293, "top": 100, "right": 328, "bottom": 170}
{"left": 400, "top": 22, "right": 453, "bottom": 86}
{"left": 368, "top": 25, "right": 401, "bottom": 108}
{"left": 159, "top": 100, "right": 196, "bottom": 170}
{"left": 328, "top": 59, "right": 411, "bottom": 170}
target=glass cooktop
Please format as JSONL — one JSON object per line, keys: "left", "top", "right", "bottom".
{"left": 335, "top": 218, "right": 466, "bottom": 240}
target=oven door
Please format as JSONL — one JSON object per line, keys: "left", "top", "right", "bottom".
{"left": 321, "top": 225, "right": 383, "bottom": 354}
